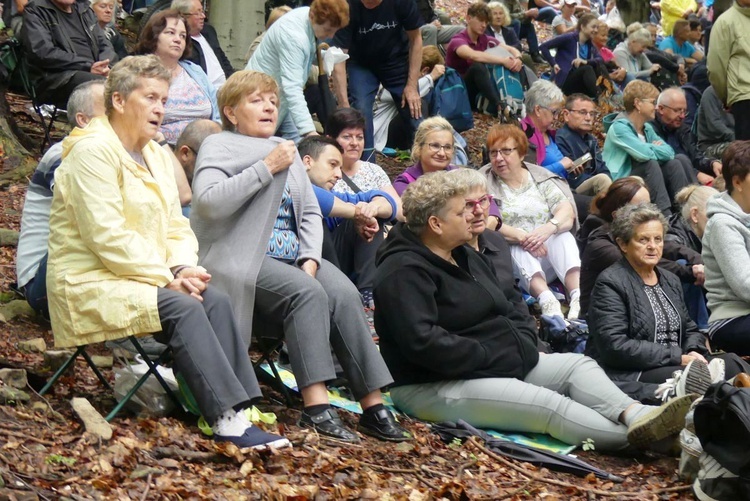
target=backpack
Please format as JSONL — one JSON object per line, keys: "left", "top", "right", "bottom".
{"left": 428, "top": 67, "right": 474, "bottom": 133}
{"left": 693, "top": 382, "right": 750, "bottom": 498}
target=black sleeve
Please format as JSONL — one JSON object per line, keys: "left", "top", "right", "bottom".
{"left": 374, "top": 265, "right": 495, "bottom": 378}
{"left": 589, "top": 278, "right": 683, "bottom": 370}
{"left": 399, "top": 0, "right": 424, "bottom": 31}
{"left": 21, "top": 6, "right": 94, "bottom": 71}
{"left": 660, "top": 240, "right": 702, "bottom": 283}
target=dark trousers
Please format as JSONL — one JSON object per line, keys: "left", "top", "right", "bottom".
{"left": 561, "top": 65, "right": 598, "bottom": 98}
{"left": 712, "top": 314, "right": 750, "bottom": 356}
{"left": 732, "top": 100, "right": 750, "bottom": 141}
{"left": 331, "top": 218, "right": 385, "bottom": 293}
{"left": 511, "top": 19, "right": 540, "bottom": 55}
{"left": 23, "top": 253, "right": 49, "bottom": 319}
{"left": 464, "top": 62, "right": 502, "bottom": 114}
{"left": 155, "top": 286, "right": 261, "bottom": 424}
{"left": 630, "top": 159, "right": 674, "bottom": 216}
{"left": 39, "top": 72, "right": 106, "bottom": 109}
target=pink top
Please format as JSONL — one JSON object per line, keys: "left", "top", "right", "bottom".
{"left": 446, "top": 29, "right": 499, "bottom": 76}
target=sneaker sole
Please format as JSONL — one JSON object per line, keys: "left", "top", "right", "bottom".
{"left": 693, "top": 478, "right": 720, "bottom": 501}
{"left": 245, "top": 437, "right": 292, "bottom": 451}
{"left": 677, "top": 360, "right": 712, "bottom": 397}
{"left": 627, "top": 395, "right": 694, "bottom": 448}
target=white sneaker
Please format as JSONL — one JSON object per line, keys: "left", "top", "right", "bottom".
{"left": 707, "top": 358, "right": 725, "bottom": 384}
{"left": 655, "top": 360, "right": 712, "bottom": 402}
{"left": 567, "top": 296, "right": 581, "bottom": 320}
{"left": 539, "top": 296, "right": 564, "bottom": 319}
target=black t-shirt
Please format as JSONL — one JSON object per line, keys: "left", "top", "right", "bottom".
{"left": 333, "top": 0, "right": 423, "bottom": 68}
{"left": 58, "top": 11, "right": 97, "bottom": 64}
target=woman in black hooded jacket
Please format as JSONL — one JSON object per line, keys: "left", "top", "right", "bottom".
{"left": 372, "top": 169, "right": 693, "bottom": 451}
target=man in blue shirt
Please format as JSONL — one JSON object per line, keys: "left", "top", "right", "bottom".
{"left": 298, "top": 136, "right": 397, "bottom": 306}
{"left": 658, "top": 19, "right": 703, "bottom": 67}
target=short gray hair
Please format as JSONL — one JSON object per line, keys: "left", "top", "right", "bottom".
{"left": 105, "top": 55, "right": 171, "bottom": 116}
{"left": 626, "top": 21, "right": 643, "bottom": 35}
{"left": 66, "top": 80, "right": 105, "bottom": 126}
{"left": 170, "top": 0, "right": 195, "bottom": 14}
{"left": 90, "top": 0, "right": 114, "bottom": 5}
{"left": 402, "top": 170, "right": 469, "bottom": 235}
{"left": 525, "top": 80, "right": 565, "bottom": 112}
{"left": 657, "top": 86, "right": 685, "bottom": 106}
{"left": 450, "top": 167, "right": 489, "bottom": 192}
{"left": 610, "top": 203, "right": 667, "bottom": 243}
{"left": 628, "top": 28, "right": 652, "bottom": 45}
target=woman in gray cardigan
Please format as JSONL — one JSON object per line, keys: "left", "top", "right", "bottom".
{"left": 190, "top": 70, "right": 410, "bottom": 444}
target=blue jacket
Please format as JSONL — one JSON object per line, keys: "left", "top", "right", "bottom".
{"left": 555, "top": 124, "right": 612, "bottom": 189}
{"left": 313, "top": 185, "right": 397, "bottom": 230}
{"left": 540, "top": 31, "right": 603, "bottom": 88}
{"left": 179, "top": 60, "right": 220, "bottom": 123}
{"left": 602, "top": 113, "right": 674, "bottom": 178}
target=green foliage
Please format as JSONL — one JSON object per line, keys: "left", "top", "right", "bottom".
{"left": 396, "top": 149, "right": 412, "bottom": 162}
{"left": 581, "top": 438, "right": 595, "bottom": 451}
{"left": 448, "top": 437, "right": 463, "bottom": 449}
{"left": 45, "top": 454, "right": 76, "bottom": 466}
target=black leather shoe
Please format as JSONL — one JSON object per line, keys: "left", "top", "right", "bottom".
{"left": 299, "top": 408, "right": 360, "bottom": 443}
{"left": 358, "top": 408, "right": 412, "bottom": 442}
{"left": 530, "top": 53, "right": 546, "bottom": 64}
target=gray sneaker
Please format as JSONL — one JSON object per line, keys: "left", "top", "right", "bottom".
{"left": 627, "top": 394, "right": 694, "bottom": 448}
{"left": 106, "top": 335, "right": 167, "bottom": 358}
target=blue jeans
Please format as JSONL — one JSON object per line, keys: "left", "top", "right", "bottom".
{"left": 536, "top": 7, "right": 559, "bottom": 24}
{"left": 512, "top": 19, "right": 541, "bottom": 55}
{"left": 348, "top": 60, "right": 421, "bottom": 159}
{"left": 676, "top": 259, "right": 709, "bottom": 330}
{"left": 275, "top": 111, "right": 303, "bottom": 144}
{"left": 23, "top": 253, "right": 48, "bottom": 319}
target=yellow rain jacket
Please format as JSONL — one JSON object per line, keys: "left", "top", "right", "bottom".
{"left": 47, "top": 116, "right": 198, "bottom": 348}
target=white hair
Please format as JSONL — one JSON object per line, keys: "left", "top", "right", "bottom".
{"left": 657, "top": 87, "right": 685, "bottom": 106}
{"left": 525, "top": 80, "right": 565, "bottom": 111}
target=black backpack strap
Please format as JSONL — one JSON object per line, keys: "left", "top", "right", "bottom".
{"left": 341, "top": 172, "right": 361, "bottom": 194}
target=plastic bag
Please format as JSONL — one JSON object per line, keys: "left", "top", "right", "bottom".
{"left": 113, "top": 357, "right": 179, "bottom": 417}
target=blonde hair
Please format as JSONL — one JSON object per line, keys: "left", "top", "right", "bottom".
{"left": 487, "top": 1, "right": 511, "bottom": 27}
{"left": 266, "top": 6, "right": 292, "bottom": 29}
{"left": 217, "top": 70, "right": 279, "bottom": 131}
{"left": 622, "top": 79, "right": 659, "bottom": 112}
{"left": 411, "top": 116, "right": 455, "bottom": 162}
{"left": 675, "top": 185, "right": 719, "bottom": 223}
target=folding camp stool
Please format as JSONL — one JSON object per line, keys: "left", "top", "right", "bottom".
{"left": 0, "top": 37, "right": 59, "bottom": 152}
{"left": 251, "top": 333, "right": 295, "bottom": 407}
{"left": 39, "top": 335, "right": 182, "bottom": 421}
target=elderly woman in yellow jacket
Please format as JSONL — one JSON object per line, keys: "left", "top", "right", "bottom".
{"left": 46, "top": 55, "right": 289, "bottom": 451}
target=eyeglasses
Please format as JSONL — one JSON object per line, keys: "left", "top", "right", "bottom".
{"left": 568, "top": 109, "right": 599, "bottom": 118}
{"left": 659, "top": 103, "right": 689, "bottom": 116}
{"left": 489, "top": 147, "right": 517, "bottom": 157}
{"left": 464, "top": 195, "right": 491, "bottom": 212}
{"left": 541, "top": 106, "right": 562, "bottom": 117}
{"left": 186, "top": 9, "right": 206, "bottom": 17}
{"left": 426, "top": 142, "right": 454, "bottom": 153}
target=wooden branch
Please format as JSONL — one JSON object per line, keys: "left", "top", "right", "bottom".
{"left": 0, "top": 428, "right": 55, "bottom": 446}
{"left": 151, "top": 447, "right": 227, "bottom": 463}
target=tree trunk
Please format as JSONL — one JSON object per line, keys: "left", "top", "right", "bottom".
{"left": 0, "top": 85, "right": 38, "bottom": 186}
{"left": 617, "top": 0, "right": 652, "bottom": 27}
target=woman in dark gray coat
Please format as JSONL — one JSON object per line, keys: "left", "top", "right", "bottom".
{"left": 587, "top": 203, "right": 748, "bottom": 403}
{"left": 190, "top": 70, "right": 409, "bottom": 444}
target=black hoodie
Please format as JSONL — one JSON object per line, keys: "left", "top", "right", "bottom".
{"left": 373, "top": 223, "right": 540, "bottom": 388}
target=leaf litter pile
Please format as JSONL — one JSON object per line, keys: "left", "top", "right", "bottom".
{"left": 0, "top": 1, "right": 697, "bottom": 498}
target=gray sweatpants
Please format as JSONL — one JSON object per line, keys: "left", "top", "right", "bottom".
{"left": 390, "top": 353, "right": 636, "bottom": 451}
{"left": 253, "top": 256, "right": 393, "bottom": 400}
{"left": 156, "top": 286, "right": 261, "bottom": 425}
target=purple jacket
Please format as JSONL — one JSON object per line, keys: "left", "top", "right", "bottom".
{"left": 393, "top": 162, "right": 501, "bottom": 220}
{"left": 540, "top": 31, "right": 602, "bottom": 88}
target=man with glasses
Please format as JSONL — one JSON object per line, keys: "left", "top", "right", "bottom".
{"left": 556, "top": 94, "right": 613, "bottom": 196}
{"left": 171, "top": 0, "right": 234, "bottom": 89}
{"left": 650, "top": 87, "right": 721, "bottom": 184}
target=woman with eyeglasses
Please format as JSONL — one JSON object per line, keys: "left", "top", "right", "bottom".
{"left": 373, "top": 169, "right": 693, "bottom": 452}
{"left": 603, "top": 80, "right": 692, "bottom": 216}
{"left": 480, "top": 124, "right": 582, "bottom": 320}
{"left": 394, "top": 118, "right": 503, "bottom": 228}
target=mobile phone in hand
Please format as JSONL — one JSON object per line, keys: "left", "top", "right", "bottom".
{"left": 572, "top": 152, "right": 592, "bottom": 168}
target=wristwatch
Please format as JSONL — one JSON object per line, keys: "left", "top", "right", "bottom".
{"left": 549, "top": 218, "right": 560, "bottom": 233}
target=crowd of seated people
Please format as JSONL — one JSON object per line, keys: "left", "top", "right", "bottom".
{"left": 17, "top": 0, "right": 750, "bottom": 475}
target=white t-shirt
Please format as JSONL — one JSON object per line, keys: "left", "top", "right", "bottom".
{"left": 192, "top": 34, "right": 226, "bottom": 89}
{"left": 552, "top": 15, "right": 577, "bottom": 32}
